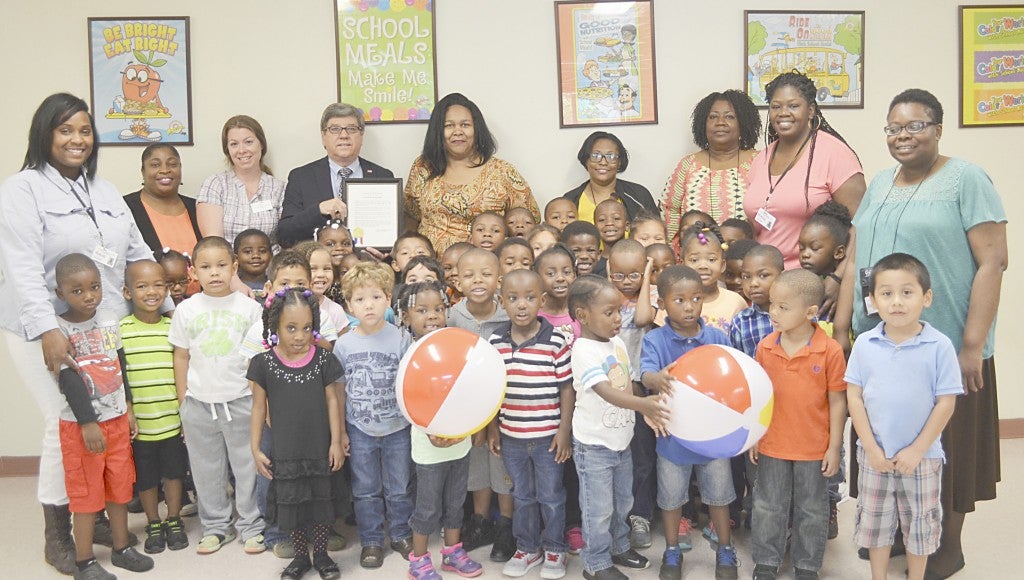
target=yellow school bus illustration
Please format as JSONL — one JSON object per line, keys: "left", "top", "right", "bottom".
{"left": 757, "top": 47, "right": 850, "bottom": 102}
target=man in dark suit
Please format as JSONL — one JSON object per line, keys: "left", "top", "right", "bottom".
{"left": 277, "top": 103, "right": 394, "bottom": 247}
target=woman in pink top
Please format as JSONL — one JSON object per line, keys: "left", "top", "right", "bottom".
{"left": 743, "top": 71, "right": 865, "bottom": 315}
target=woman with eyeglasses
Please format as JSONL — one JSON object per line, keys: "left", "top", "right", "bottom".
{"left": 662, "top": 90, "right": 762, "bottom": 246}
{"left": 835, "top": 89, "right": 1007, "bottom": 580}
{"left": 197, "top": 115, "right": 286, "bottom": 253}
{"left": 562, "top": 130, "right": 659, "bottom": 225}
{"left": 404, "top": 93, "right": 539, "bottom": 254}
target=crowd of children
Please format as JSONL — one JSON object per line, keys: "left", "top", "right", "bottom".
{"left": 51, "top": 197, "right": 960, "bottom": 580}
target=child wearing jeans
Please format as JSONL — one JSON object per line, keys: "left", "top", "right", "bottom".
{"left": 749, "top": 269, "right": 847, "bottom": 580}
{"left": 398, "top": 281, "right": 483, "bottom": 580}
{"left": 489, "top": 269, "right": 574, "bottom": 579}
{"left": 846, "top": 254, "right": 962, "bottom": 580}
{"left": 55, "top": 254, "right": 155, "bottom": 579}
{"left": 333, "top": 261, "right": 414, "bottom": 568}
{"left": 568, "top": 275, "right": 669, "bottom": 580}
{"left": 169, "top": 237, "right": 266, "bottom": 555}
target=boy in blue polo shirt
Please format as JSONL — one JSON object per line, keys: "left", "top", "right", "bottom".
{"left": 640, "top": 265, "right": 738, "bottom": 580}
{"left": 846, "top": 253, "right": 962, "bottom": 580}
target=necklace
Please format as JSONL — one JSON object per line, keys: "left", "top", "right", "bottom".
{"left": 866, "top": 157, "right": 940, "bottom": 263}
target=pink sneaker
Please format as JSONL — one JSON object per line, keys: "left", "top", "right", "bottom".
{"left": 565, "top": 527, "right": 584, "bottom": 555}
{"left": 440, "top": 543, "right": 482, "bottom": 578}
{"left": 677, "top": 517, "right": 694, "bottom": 551}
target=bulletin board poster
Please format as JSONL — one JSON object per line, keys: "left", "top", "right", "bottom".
{"left": 335, "top": 0, "right": 437, "bottom": 124}
{"left": 959, "top": 5, "right": 1024, "bottom": 127}
{"left": 745, "top": 11, "right": 864, "bottom": 108}
{"left": 555, "top": 1, "right": 658, "bottom": 128}
{"left": 88, "top": 17, "right": 193, "bottom": 145}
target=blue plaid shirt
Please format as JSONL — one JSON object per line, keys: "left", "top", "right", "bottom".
{"left": 729, "top": 304, "right": 773, "bottom": 357}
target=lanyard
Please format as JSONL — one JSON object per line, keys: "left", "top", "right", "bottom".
{"left": 763, "top": 129, "right": 813, "bottom": 208}
{"left": 65, "top": 175, "right": 98, "bottom": 229}
{"left": 865, "top": 159, "right": 938, "bottom": 265}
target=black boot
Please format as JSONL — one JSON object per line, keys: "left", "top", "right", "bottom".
{"left": 93, "top": 510, "right": 139, "bottom": 548}
{"left": 42, "top": 503, "right": 75, "bottom": 575}
{"left": 490, "top": 516, "right": 515, "bottom": 562}
{"left": 461, "top": 514, "right": 495, "bottom": 552}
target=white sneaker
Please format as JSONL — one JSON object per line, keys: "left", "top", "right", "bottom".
{"left": 502, "top": 549, "right": 542, "bottom": 577}
{"left": 540, "top": 551, "right": 567, "bottom": 579}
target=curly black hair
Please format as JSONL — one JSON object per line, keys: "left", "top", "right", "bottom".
{"left": 690, "top": 89, "right": 762, "bottom": 151}
{"left": 262, "top": 287, "right": 320, "bottom": 346}
{"left": 804, "top": 199, "right": 853, "bottom": 246}
{"left": 888, "top": 88, "right": 944, "bottom": 124}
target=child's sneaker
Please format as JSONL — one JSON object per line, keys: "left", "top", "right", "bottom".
{"left": 677, "top": 518, "right": 693, "bottom": 552}
{"left": 408, "top": 552, "right": 442, "bottom": 580}
{"left": 441, "top": 542, "right": 483, "bottom": 577}
{"left": 703, "top": 522, "right": 719, "bottom": 545}
{"left": 73, "top": 559, "right": 115, "bottom": 580}
{"left": 714, "top": 544, "right": 738, "bottom": 579}
{"left": 659, "top": 546, "right": 682, "bottom": 580}
{"left": 628, "top": 515, "right": 652, "bottom": 549}
{"left": 196, "top": 531, "right": 236, "bottom": 554}
{"left": 540, "top": 551, "right": 567, "bottom": 580}
{"left": 752, "top": 564, "right": 779, "bottom": 580}
{"left": 164, "top": 517, "right": 189, "bottom": 551}
{"left": 502, "top": 549, "right": 542, "bottom": 577}
{"left": 565, "top": 526, "right": 584, "bottom": 555}
{"left": 110, "top": 546, "right": 155, "bottom": 572}
{"left": 144, "top": 520, "right": 166, "bottom": 554}
{"left": 244, "top": 533, "right": 266, "bottom": 554}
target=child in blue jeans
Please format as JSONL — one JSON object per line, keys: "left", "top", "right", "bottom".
{"left": 641, "top": 266, "right": 739, "bottom": 580}
{"left": 568, "top": 275, "right": 669, "bottom": 580}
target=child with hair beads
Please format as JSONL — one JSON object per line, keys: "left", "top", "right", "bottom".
{"left": 544, "top": 198, "right": 578, "bottom": 231}
{"left": 235, "top": 228, "right": 272, "bottom": 292}
{"left": 249, "top": 289, "right": 345, "bottom": 580}
{"left": 169, "top": 237, "right": 266, "bottom": 556}
{"left": 846, "top": 254, "right": 961, "bottom": 580}
{"left": 121, "top": 260, "right": 189, "bottom": 555}
{"left": 398, "top": 281, "right": 483, "bottom": 580}
{"left": 488, "top": 269, "right": 574, "bottom": 579}
{"left": 158, "top": 249, "right": 192, "bottom": 304}
{"left": 497, "top": 237, "right": 535, "bottom": 276}
{"left": 333, "top": 261, "right": 414, "bottom": 568}
{"left": 719, "top": 218, "right": 754, "bottom": 247}
{"left": 629, "top": 211, "right": 667, "bottom": 247}
{"left": 723, "top": 239, "right": 759, "bottom": 297}
{"left": 670, "top": 210, "right": 716, "bottom": 260}
{"left": 604, "top": 240, "right": 658, "bottom": 552}
{"left": 640, "top": 265, "right": 739, "bottom": 580}
{"left": 561, "top": 220, "right": 605, "bottom": 277}
{"left": 594, "top": 199, "right": 628, "bottom": 260}
{"left": 680, "top": 223, "right": 747, "bottom": 335}
{"left": 528, "top": 223, "right": 561, "bottom": 257}
{"left": 314, "top": 219, "right": 355, "bottom": 303}
{"left": 506, "top": 206, "right": 537, "bottom": 238}
{"left": 447, "top": 248, "right": 516, "bottom": 561}
{"left": 55, "top": 254, "right": 155, "bottom": 579}
{"left": 569, "top": 275, "right": 670, "bottom": 580}
{"left": 441, "top": 242, "right": 474, "bottom": 304}
{"left": 470, "top": 211, "right": 508, "bottom": 252}
{"left": 750, "top": 269, "right": 847, "bottom": 580}
{"left": 292, "top": 241, "right": 350, "bottom": 339}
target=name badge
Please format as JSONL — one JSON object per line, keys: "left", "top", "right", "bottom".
{"left": 754, "top": 207, "right": 776, "bottom": 231}
{"left": 91, "top": 245, "right": 118, "bottom": 268}
{"left": 251, "top": 200, "right": 273, "bottom": 213}
{"left": 859, "top": 267, "right": 879, "bottom": 317}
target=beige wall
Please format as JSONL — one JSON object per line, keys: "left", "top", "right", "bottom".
{"left": 1, "top": 0, "right": 1020, "bottom": 455}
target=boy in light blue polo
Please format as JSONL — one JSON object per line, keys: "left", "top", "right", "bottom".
{"left": 639, "top": 266, "right": 738, "bottom": 580}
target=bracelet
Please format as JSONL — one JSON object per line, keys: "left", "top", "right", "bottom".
{"left": 827, "top": 273, "right": 842, "bottom": 284}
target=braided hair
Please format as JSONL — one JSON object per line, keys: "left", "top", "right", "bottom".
{"left": 804, "top": 199, "right": 853, "bottom": 247}
{"left": 764, "top": 71, "right": 858, "bottom": 208}
{"left": 680, "top": 220, "right": 728, "bottom": 255}
{"left": 395, "top": 280, "right": 449, "bottom": 329}
{"left": 261, "top": 287, "right": 320, "bottom": 348}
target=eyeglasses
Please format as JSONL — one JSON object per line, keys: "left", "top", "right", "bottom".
{"left": 882, "top": 121, "right": 939, "bottom": 136}
{"left": 324, "top": 125, "right": 363, "bottom": 136}
{"left": 167, "top": 278, "right": 190, "bottom": 288}
{"left": 588, "top": 152, "right": 620, "bottom": 163}
{"left": 609, "top": 272, "right": 642, "bottom": 282}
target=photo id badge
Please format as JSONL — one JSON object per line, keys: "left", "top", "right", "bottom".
{"left": 754, "top": 207, "right": 776, "bottom": 231}
{"left": 250, "top": 200, "right": 273, "bottom": 213}
{"left": 859, "top": 267, "right": 879, "bottom": 317}
{"left": 91, "top": 245, "right": 118, "bottom": 268}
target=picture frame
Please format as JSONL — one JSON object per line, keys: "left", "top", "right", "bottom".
{"left": 335, "top": 0, "right": 438, "bottom": 124}
{"left": 744, "top": 10, "right": 865, "bottom": 109}
{"left": 554, "top": 0, "right": 658, "bottom": 127}
{"left": 342, "top": 178, "right": 405, "bottom": 251}
{"left": 87, "top": 17, "right": 193, "bottom": 145}
{"left": 958, "top": 5, "right": 1024, "bottom": 127}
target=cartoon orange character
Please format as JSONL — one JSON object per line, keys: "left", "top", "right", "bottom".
{"left": 120, "top": 64, "right": 166, "bottom": 113}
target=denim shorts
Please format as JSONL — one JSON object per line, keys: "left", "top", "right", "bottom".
{"left": 467, "top": 444, "right": 512, "bottom": 494}
{"left": 657, "top": 455, "right": 736, "bottom": 510}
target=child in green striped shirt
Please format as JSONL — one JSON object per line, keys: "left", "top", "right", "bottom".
{"left": 121, "top": 260, "right": 189, "bottom": 554}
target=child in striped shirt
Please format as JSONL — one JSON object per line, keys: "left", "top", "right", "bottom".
{"left": 488, "top": 269, "right": 574, "bottom": 579}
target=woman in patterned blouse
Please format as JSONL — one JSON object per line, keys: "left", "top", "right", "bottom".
{"left": 404, "top": 93, "right": 539, "bottom": 254}
{"left": 662, "top": 90, "right": 762, "bottom": 250}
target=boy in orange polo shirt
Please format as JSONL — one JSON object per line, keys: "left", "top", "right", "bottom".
{"left": 748, "top": 269, "right": 847, "bottom": 580}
